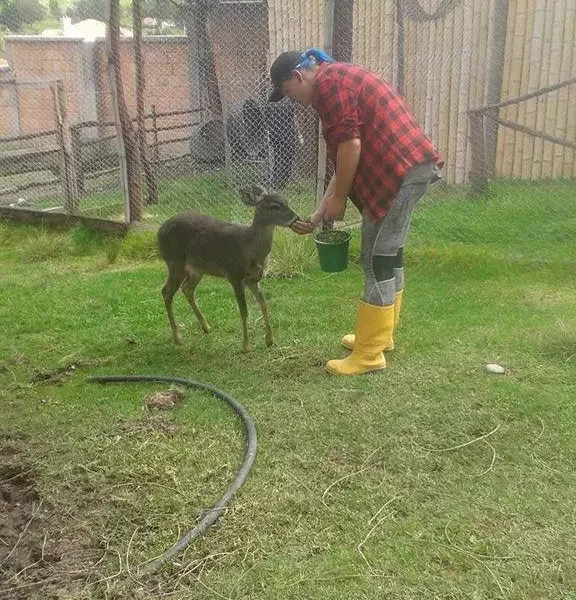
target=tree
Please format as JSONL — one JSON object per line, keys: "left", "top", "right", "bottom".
{"left": 183, "top": 0, "right": 222, "bottom": 118}
{"left": 0, "top": 0, "right": 46, "bottom": 32}
{"left": 68, "top": 0, "right": 132, "bottom": 23}
{"left": 49, "top": 0, "right": 62, "bottom": 19}
{"left": 68, "top": 0, "right": 184, "bottom": 31}
{"left": 68, "top": 0, "right": 107, "bottom": 22}
{"left": 106, "top": 0, "right": 143, "bottom": 221}
{"left": 140, "top": 0, "right": 184, "bottom": 27}
{"left": 132, "top": 0, "right": 158, "bottom": 205}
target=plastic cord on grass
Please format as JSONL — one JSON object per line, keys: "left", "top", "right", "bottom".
{"left": 87, "top": 375, "right": 257, "bottom": 575}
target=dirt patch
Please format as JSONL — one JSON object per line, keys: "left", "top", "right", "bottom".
{"left": 116, "top": 414, "right": 180, "bottom": 437}
{"left": 111, "top": 389, "right": 184, "bottom": 438}
{"left": 0, "top": 434, "right": 100, "bottom": 600}
{"left": 0, "top": 435, "right": 47, "bottom": 598}
{"left": 29, "top": 362, "right": 80, "bottom": 385}
{"left": 144, "top": 389, "right": 183, "bottom": 410}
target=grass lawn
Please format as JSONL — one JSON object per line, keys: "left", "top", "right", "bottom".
{"left": 0, "top": 179, "right": 575, "bottom": 599}
{"left": 29, "top": 169, "right": 325, "bottom": 228}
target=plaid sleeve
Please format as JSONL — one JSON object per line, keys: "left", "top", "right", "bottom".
{"left": 316, "top": 78, "right": 361, "bottom": 147}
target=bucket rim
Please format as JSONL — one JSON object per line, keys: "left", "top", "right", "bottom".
{"left": 313, "top": 230, "right": 351, "bottom": 245}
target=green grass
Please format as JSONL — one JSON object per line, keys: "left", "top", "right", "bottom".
{"left": 0, "top": 180, "right": 575, "bottom": 599}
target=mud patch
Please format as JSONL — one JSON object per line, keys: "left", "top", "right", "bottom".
{"left": 0, "top": 434, "right": 100, "bottom": 600}
{"left": 29, "top": 359, "right": 103, "bottom": 386}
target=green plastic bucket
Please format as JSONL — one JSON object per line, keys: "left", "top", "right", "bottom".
{"left": 314, "top": 229, "right": 351, "bottom": 273}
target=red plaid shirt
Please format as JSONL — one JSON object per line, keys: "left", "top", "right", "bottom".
{"left": 311, "top": 62, "right": 442, "bottom": 222}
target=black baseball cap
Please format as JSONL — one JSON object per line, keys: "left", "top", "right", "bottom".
{"left": 268, "top": 51, "right": 303, "bottom": 102}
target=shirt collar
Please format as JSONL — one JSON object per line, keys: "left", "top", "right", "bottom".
{"left": 311, "top": 62, "right": 332, "bottom": 109}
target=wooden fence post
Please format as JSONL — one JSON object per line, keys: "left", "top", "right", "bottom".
{"left": 52, "top": 79, "right": 79, "bottom": 214}
{"left": 395, "top": 0, "right": 405, "bottom": 93}
{"left": 316, "top": 0, "right": 335, "bottom": 209}
{"left": 151, "top": 104, "right": 160, "bottom": 163}
{"left": 468, "top": 111, "right": 488, "bottom": 196}
{"left": 70, "top": 125, "right": 85, "bottom": 196}
{"left": 133, "top": 0, "right": 159, "bottom": 206}
{"left": 485, "top": 0, "right": 509, "bottom": 178}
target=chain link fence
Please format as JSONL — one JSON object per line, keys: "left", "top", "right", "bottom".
{"left": 0, "top": 0, "right": 574, "bottom": 228}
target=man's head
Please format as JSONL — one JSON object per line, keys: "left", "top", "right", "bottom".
{"left": 268, "top": 51, "right": 318, "bottom": 106}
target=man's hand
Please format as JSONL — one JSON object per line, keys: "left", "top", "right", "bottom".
{"left": 290, "top": 219, "right": 315, "bottom": 235}
{"left": 289, "top": 195, "right": 347, "bottom": 234}
{"left": 290, "top": 209, "right": 324, "bottom": 235}
{"left": 290, "top": 139, "right": 358, "bottom": 235}
{"left": 322, "top": 193, "right": 346, "bottom": 225}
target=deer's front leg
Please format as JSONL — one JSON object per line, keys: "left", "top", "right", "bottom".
{"left": 231, "top": 279, "right": 249, "bottom": 353}
{"left": 247, "top": 281, "right": 273, "bottom": 348}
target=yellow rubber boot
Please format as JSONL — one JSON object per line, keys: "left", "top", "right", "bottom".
{"left": 326, "top": 301, "right": 395, "bottom": 375}
{"left": 341, "top": 290, "right": 403, "bottom": 351}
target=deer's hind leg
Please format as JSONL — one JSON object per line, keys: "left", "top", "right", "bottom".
{"left": 181, "top": 267, "right": 211, "bottom": 334}
{"left": 161, "top": 261, "right": 187, "bottom": 344}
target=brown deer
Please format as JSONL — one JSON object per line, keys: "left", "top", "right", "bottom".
{"left": 157, "top": 185, "right": 299, "bottom": 352}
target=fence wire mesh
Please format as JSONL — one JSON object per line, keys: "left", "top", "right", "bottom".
{"left": 0, "top": 0, "right": 574, "bottom": 229}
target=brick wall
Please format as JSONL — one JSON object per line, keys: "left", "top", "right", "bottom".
{"left": 0, "top": 67, "right": 18, "bottom": 139}
{"left": 2, "top": 36, "right": 191, "bottom": 141}
{"left": 3, "top": 38, "right": 93, "bottom": 137}
{"left": 0, "top": 30, "right": 278, "bottom": 171}
{"left": 92, "top": 37, "right": 190, "bottom": 153}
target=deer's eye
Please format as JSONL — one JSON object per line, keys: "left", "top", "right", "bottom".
{"left": 270, "top": 204, "right": 281, "bottom": 210}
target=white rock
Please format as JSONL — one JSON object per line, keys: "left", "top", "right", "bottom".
{"left": 485, "top": 363, "right": 506, "bottom": 374}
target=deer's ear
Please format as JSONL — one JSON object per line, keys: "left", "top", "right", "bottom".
{"left": 239, "top": 189, "right": 256, "bottom": 206}
{"left": 240, "top": 185, "right": 267, "bottom": 206}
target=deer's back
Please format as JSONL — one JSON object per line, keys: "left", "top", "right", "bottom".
{"left": 158, "top": 211, "right": 253, "bottom": 278}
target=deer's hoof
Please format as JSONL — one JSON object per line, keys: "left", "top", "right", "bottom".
{"left": 265, "top": 337, "right": 274, "bottom": 348}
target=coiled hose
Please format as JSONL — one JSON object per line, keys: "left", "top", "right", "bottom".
{"left": 87, "top": 375, "right": 257, "bottom": 575}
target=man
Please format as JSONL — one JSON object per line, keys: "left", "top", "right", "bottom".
{"left": 269, "top": 49, "right": 443, "bottom": 375}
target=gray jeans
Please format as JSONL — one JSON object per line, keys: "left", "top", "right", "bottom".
{"left": 361, "top": 162, "right": 438, "bottom": 306}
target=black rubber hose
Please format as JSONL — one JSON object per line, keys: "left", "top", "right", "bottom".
{"left": 87, "top": 375, "right": 257, "bottom": 574}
